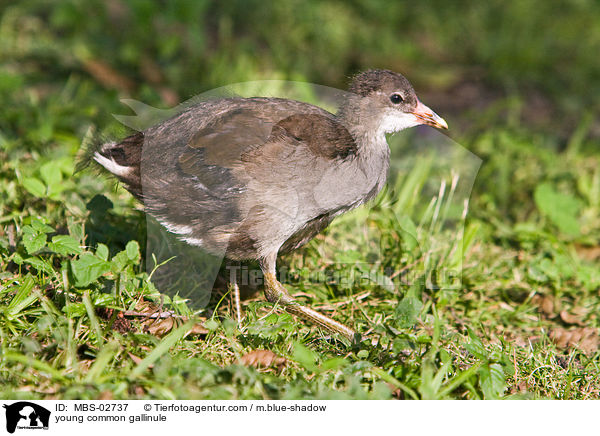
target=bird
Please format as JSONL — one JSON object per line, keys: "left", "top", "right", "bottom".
{"left": 89, "top": 69, "right": 448, "bottom": 342}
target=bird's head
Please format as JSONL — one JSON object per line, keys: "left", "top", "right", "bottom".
{"left": 345, "top": 69, "right": 448, "bottom": 135}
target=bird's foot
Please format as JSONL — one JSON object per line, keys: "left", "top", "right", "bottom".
{"left": 263, "top": 273, "right": 359, "bottom": 343}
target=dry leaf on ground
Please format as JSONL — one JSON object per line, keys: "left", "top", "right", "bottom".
{"left": 550, "top": 327, "right": 599, "bottom": 355}
{"left": 96, "top": 300, "right": 209, "bottom": 337}
{"left": 187, "top": 323, "right": 209, "bottom": 335}
{"left": 240, "top": 350, "right": 287, "bottom": 370}
{"left": 131, "top": 300, "right": 208, "bottom": 337}
{"left": 559, "top": 310, "right": 585, "bottom": 326}
{"left": 532, "top": 294, "right": 555, "bottom": 317}
{"left": 142, "top": 315, "right": 175, "bottom": 336}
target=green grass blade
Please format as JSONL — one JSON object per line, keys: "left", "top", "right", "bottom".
{"left": 2, "top": 352, "right": 68, "bottom": 382}
{"left": 84, "top": 341, "right": 120, "bottom": 383}
{"left": 128, "top": 322, "right": 192, "bottom": 379}
{"left": 83, "top": 290, "right": 104, "bottom": 347}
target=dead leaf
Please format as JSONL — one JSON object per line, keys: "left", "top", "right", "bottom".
{"left": 559, "top": 310, "right": 585, "bottom": 326}
{"left": 134, "top": 301, "right": 208, "bottom": 337}
{"left": 96, "top": 306, "right": 133, "bottom": 333}
{"left": 143, "top": 316, "right": 175, "bottom": 336}
{"left": 550, "top": 327, "right": 599, "bottom": 355}
{"left": 572, "top": 306, "right": 590, "bottom": 318}
{"left": 532, "top": 294, "right": 554, "bottom": 317}
{"left": 132, "top": 300, "right": 177, "bottom": 336}
{"left": 6, "top": 223, "right": 16, "bottom": 248}
{"left": 240, "top": 350, "right": 287, "bottom": 370}
{"left": 187, "top": 323, "right": 209, "bottom": 335}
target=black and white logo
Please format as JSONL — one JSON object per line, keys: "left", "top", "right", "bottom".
{"left": 3, "top": 402, "right": 51, "bottom": 433}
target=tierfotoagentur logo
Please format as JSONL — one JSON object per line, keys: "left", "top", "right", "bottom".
{"left": 3, "top": 402, "right": 51, "bottom": 433}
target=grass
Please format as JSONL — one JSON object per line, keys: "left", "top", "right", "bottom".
{"left": 0, "top": 0, "right": 599, "bottom": 400}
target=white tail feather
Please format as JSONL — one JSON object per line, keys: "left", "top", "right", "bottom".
{"left": 93, "top": 150, "right": 132, "bottom": 178}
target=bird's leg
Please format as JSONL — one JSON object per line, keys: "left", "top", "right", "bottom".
{"left": 259, "top": 253, "right": 357, "bottom": 342}
{"left": 227, "top": 263, "right": 244, "bottom": 327}
{"left": 230, "top": 281, "right": 243, "bottom": 326}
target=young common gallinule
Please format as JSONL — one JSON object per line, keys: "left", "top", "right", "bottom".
{"left": 91, "top": 69, "right": 448, "bottom": 341}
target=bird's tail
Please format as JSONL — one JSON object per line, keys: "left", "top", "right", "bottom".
{"left": 77, "top": 130, "right": 144, "bottom": 199}
{"left": 75, "top": 129, "right": 108, "bottom": 173}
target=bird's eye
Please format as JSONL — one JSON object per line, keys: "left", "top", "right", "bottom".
{"left": 390, "top": 93, "right": 403, "bottom": 104}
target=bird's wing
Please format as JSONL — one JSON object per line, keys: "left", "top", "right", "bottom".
{"left": 239, "top": 112, "right": 358, "bottom": 191}
{"left": 175, "top": 103, "right": 357, "bottom": 193}
{"left": 240, "top": 113, "right": 357, "bottom": 163}
{"left": 273, "top": 113, "right": 357, "bottom": 160}
{"left": 184, "top": 108, "right": 276, "bottom": 166}
{"left": 175, "top": 107, "right": 276, "bottom": 197}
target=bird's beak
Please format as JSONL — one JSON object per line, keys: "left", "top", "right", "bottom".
{"left": 412, "top": 101, "right": 448, "bottom": 130}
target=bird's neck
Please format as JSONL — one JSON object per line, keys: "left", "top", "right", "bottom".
{"left": 335, "top": 107, "right": 391, "bottom": 203}
{"left": 336, "top": 101, "right": 391, "bottom": 166}
{"left": 354, "top": 129, "right": 391, "bottom": 198}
